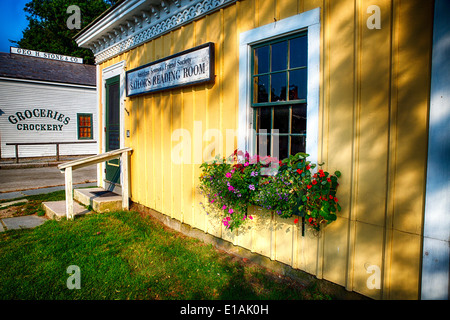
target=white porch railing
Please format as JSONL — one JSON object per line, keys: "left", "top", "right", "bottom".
{"left": 57, "top": 147, "right": 132, "bottom": 219}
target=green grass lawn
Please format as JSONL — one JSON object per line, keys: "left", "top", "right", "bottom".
{"left": 0, "top": 192, "right": 331, "bottom": 300}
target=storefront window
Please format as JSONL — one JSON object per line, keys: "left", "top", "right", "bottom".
{"left": 77, "top": 113, "right": 93, "bottom": 139}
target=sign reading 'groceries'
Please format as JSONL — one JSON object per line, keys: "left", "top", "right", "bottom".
{"left": 126, "top": 42, "right": 215, "bottom": 97}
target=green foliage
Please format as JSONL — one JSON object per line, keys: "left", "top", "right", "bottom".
{"left": 199, "top": 150, "right": 342, "bottom": 232}
{"left": 12, "top": 0, "right": 117, "bottom": 64}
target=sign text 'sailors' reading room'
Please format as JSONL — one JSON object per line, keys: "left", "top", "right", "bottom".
{"left": 126, "top": 43, "right": 214, "bottom": 97}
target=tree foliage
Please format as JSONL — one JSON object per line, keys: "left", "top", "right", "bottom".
{"left": 12, "top": 0, "right": 118, "bottom": 64}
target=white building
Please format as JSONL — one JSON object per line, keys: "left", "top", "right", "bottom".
{"left": 0, "top": 49, "right": 97, "bottom": 160}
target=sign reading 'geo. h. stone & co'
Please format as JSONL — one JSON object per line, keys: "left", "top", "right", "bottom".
{"left": 126, "top": 43, "right": 215, "bottom": 97}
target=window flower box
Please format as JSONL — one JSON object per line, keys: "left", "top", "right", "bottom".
{"left": 199, "top": 150, "right": 341, "bottom": 233}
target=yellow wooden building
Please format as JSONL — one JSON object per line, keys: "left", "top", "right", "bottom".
{"left": 75, "top": 0, "right": 450, "bottom": 300}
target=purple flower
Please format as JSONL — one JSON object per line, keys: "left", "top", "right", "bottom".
{"left": 251, "top": 171, "right": 258, "bottom": 177}
{"left": 249, "top": 184, "right": 255, "bottom": 191}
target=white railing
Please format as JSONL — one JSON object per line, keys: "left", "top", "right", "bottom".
{"left": 58, "top": 147, "right": 132, "bottom": 219}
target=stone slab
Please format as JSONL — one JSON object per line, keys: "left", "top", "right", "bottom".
{"left": 43, "top": 200, "right": 91, "bottom": 220}
{"left": 1, "top": 215, "right": 47, "bottom": 231}
{"left": 0, "top": 199, "right": 28, "bottom": 209}
{"left": 74, "top": 188, "right": 122, "bottom": 213}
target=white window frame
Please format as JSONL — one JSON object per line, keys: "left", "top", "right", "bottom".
{"left": 238, "top": 8, "right": 320, "bottom": 164}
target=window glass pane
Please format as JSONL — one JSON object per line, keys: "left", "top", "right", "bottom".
{"left": 256, "top": 107, "right": 271, "bottom": 134}
{"left": 273, "top": 106, "right": 290, "bottom": 133}
{"left": 257, "top": 134, "right": 271, "bottom": 157}
{"left": 291, "top": 104, "right": 307, "bottom": 134}
{"left": 254, "top": 46, "right": 269, "bottom": 75}
{"left": 270, "top": 72, "right": 287, "bottom": 102}
{"left": 290, "top": 36, "right": 307, "bottom": 68}
{"left": 291, "top": 135, "right": 306, "bottom": 154}
{"left": 78, "top": 114, "right": 92, "bottom": 139}
{"left": 275, "top": 135, "right": 289, "bottom": 160}
{"left": 254, "top": 75, "right": 269, "bottom": 103}
{"left": 289, "top": 68, "right": 307, "bottom": 100}
{"left": 271, "top": 41, "right": 287, "bottom": 72}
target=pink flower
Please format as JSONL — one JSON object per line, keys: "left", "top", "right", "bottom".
{"left": 244, "top": 162, "right": 249, "bottom": 167}
{"left": 228, "top": 186, "right": 234, "bottom": 191}
{"left": 222, "top": 205, "right": 227, "bottom": 210}
{"left": 228, "top": 208, "right": 234, "bottom": 214}
{"left": 225, "top": 172, "right": 232, "bottom": 178}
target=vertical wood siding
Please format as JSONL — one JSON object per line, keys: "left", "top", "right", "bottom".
{"left": 0, "top": 80, "right": 97, "bottom": 158}
{"left": 98, "top": 0, "right": 433, "bottom": 299}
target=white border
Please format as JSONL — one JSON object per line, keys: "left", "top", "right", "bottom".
{"left": 421, "top": 0, "right": 450, "bottom": 300}
{"left": 238, "top": 8, "right": 320, "bottom": 164}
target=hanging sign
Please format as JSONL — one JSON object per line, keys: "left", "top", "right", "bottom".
{"left": 126, "top": 42, "right": 214, "bottom": 97}
{"left": 10, "top": 47, "right": 83, "bottom": 64}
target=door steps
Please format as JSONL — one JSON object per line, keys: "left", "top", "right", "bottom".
{"left": 42, "top": 187, "right": 122, "bottom": 220}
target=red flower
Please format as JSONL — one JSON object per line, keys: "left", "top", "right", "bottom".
{"left": 307, "top": 185, "right": 312, "bottom": 189}
{"left": 308, "top": 217, "right": 313, "bottom": 223}
{"left": 327, "top": 177, "right": 331, "bottom": 182}
{"left": 297, "top": 169, "right": 303, "bottom": 174}
{"left": 294, "top": 218, "right": 299, "bottom": 224}
{"left": 334, "top": 197, "right": 338, "bottom": 202}
{"left": 312, "top": 180, "right": 317, "bottom": 185}
{"left": 306, "top": 165, "right": 311, "bottom": 170}
{"left": 329, "top": 195, "right": 333, "bottom": 199}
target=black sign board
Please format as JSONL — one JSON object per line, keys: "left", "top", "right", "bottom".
{"left": 126, "top": 42, "right": 215, "bottom": 97}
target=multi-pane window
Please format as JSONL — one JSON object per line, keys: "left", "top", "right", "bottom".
{"left": 77, "top": 113, "right": 93, "bottom": 139}
{"left": 252, "top": 33, "right": 307, "bottom": 160}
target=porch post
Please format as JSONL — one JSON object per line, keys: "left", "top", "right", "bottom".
{"left": 121, "top": 150, "right": 129, "bottom": 210}
{"left": 64, "top": 166, "right": 74, "bottom": 219}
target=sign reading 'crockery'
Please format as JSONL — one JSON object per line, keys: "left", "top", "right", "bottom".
{"left": 126, "top": 42, "right": 214, "bottom": 97}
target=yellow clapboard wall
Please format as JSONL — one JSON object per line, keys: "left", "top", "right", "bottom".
{"left": 97, "top": 0, "right": 433, "bottom": 299}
